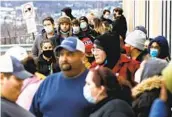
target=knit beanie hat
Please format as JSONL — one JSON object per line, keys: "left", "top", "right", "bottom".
{"left": 140, "top": 58, "right": 168, "bottom": 82}
{"left": 162, "top": 61, "right": 172, "bottom": 93}
{"left": 125, "top": 30, "right": 146, "bottom": 50}
{"left": 58, "top": 16, "right": 71, "bottom": 25}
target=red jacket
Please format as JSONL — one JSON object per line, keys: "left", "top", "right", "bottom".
{"left": 112, "top": 54, "right": 140, "bottom": 87}
{"left": 91, "top": 54, "right": 140, "bottom": 87}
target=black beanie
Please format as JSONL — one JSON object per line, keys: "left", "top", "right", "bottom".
{"left": 94, "top": 32, "right": 120, "bottom": 69}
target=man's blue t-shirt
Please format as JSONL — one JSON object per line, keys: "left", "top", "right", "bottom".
{"left": 30, "top": 69, "right": 93, "bottom": 117}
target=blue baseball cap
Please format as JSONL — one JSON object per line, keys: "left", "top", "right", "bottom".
{"left": 55, "top": 36, "right": 85, "bottom": 53}
{"left": 0, "top": 55, "right": 33, "bottom": 80}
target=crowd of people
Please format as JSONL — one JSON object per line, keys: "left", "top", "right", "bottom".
{"left": 1, "top": 7, "right": 172, "bottom": 117}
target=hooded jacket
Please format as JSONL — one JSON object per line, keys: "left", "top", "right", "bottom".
{"left": 61, "top": 7, "right": 76, "bottom": 20}
{"left": 54, "top": 16, "right": 73, "bottom": 43}
{"left": 148, "top": 36, "right": 171, "bottom": 61}
{"left": 132, "top": 76, "right": 172, "bottom": 117}
{"left": 140, "top": 58, "right": 168, "bottom": 82}
{"left": 79, "top": 16, "right": 96, "bottom": 40}
{"left": 91, "top": 32, "right": 139, "bottom": 87}
{"left": 93, "top": 31, "right": 121, "bottom": 69}
{"left": 132, "top": 76, "right": 162, "bottom": 117}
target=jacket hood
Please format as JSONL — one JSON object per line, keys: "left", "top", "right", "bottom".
{"left": 61, "top": 7, "right": 71, "bottom": 15}
{"left": 148, "top": 36, "right": 170, "bottom": 58}
{"left": 94, "top": 32, "right": 120, "bottom": 69}
{"left": 61, "top": 7, "right": 75, "bottom": 20}
{"left": 132, "top": 76, "right": 162, "bottom": 98}
{"left": 140, "top": 58, "right": 168, "bottom": 81}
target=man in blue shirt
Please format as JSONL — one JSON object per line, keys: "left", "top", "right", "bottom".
{"left": 30, "top": 36, "right": 93, "bottom": 117}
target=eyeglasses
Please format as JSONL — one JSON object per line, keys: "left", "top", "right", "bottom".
{"left": 91, "top": 47, "right": 103, "bottom": 53}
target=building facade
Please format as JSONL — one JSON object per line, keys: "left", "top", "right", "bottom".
{"left": 123, "top": 0, "right": 172, "bottom": 57}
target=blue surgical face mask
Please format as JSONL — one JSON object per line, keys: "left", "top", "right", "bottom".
{"left": 150, "top": 48, "right": 159, "bottom": 57}
{"left": 83, "top": 85, "right": 96, "bottom": 104}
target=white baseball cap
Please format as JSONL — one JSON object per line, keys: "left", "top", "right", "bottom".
{"left": 5, "top": 46, "right": 28, "bottom": 61}
{"left": 0, "top": 55, "right": 32, "bottom": 79}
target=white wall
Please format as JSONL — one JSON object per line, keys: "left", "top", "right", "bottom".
{"left": 123, "top": 0, "right": 172, "bottom": 58}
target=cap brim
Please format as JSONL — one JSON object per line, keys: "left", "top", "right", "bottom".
{"left": 55, "top": 45, "right": 76, "bottom": 52}
{"left": 13, "top": 70, "right": 33, "bottom": 80}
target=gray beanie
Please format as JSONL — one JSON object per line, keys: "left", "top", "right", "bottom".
{"left": 140, "top": 58, "right": 168, "bottom": 81}
{"left": 125, "top": 30, "right": 146, "bottom": 50}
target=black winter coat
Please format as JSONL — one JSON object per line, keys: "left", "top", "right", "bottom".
{"left": 36, "top": 54, "right": 60, "bottom": 76}
{"left": 132, "top": 77, "right": 172, "bottom": 117}
{"left": 112, "top": 15, "right": 127, "bottom": 39}
{"left": 89, "top": 98, "right": 135, "bottom": 117}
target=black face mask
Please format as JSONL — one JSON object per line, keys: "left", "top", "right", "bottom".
{"left": 43, "top": 50, "right": 54, "bottom": 58}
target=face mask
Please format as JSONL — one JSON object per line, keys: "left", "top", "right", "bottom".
{"left": 60, "top": 30, "right": 69, "bottom": 35}
{"left": 80, "top": 22, "right": 87, "bottom": 29}
{"left": 72, "top": 26, "right": 80, "bottom": 34}
{"left": 104, "top": 15, "right": 110, "bottom": 19}
{"left": 43, "top": 50, "right": 53, "bottom": 58}
{"left": 83, "top": 86, "right": 96, "bottom": 104}
{"left": 44, "top": 26, "right": 53, "bottom": 34}
{"left": 150, "top": 48, "right": 159, "bottom": 58}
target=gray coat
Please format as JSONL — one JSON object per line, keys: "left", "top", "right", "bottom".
{"left": 31, "top": 31, "right": 60, "bottom": 59}
{"left": 31, "top": 33, "right": 45, "bottom": 58}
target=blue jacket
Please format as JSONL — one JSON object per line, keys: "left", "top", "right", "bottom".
{"left": 149, "top": 99, "right": 167, "bottom": 117}
{"left": 30, "top": 69, "right": 93, "bottom": 117}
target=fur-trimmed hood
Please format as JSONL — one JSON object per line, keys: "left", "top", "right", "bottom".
{"left": 132, "top": 76, "right": 162, "bottom": 98}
